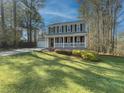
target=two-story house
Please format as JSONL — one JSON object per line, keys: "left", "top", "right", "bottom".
{"left": 37, "top": 21, "right": 88, "bottom": 49}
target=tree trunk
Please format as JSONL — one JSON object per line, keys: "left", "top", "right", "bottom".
{"left": 0, "top": 0, "right": 6, "bottom": 44}
{"left": 13, "top": 0, "right": 17, "bottom": 47}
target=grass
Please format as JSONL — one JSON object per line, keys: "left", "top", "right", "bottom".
{"left": 0, "top": 52, "right": 124, "bottom": 93}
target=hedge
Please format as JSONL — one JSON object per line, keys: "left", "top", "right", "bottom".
{"left": 55, "top": 49, "right": 99, "bottom": 62}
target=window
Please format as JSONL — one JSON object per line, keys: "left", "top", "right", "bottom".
{"left": 71, "top": 25, "right": 73, "bottom": 32}
{"left": 77, "top": 25, "right": 80, "bottom": 32}
{"left": 57, "top": 26, "right": 59, "bottom": 33}
{"left": 53, "top": 27, "right": 55, "bottom": 34}
{"left": 75, "top": 24, "right": 77, "bottom": 32}
{"left": 80, "top": 24, "right": 83, "bottom": 32}
{"left": 63, "top": 25, "right": 66, "bottom": 33}
{"left": 59, "top": 26, "right": 62, "bottom": 33}
{"left": 55, "top": 27, "right": 57, "bottom": 33}
{"left": 67, "top": 26, "right": 71, "bottom": 32}
{"left": 66, "top": 25, "right": 68, "bottom": 32}
{"left": 62, "top": 26, "right": 64, "bottom": 33}
{"left": 51, "top": 27, "right": 54, "bottom": 34}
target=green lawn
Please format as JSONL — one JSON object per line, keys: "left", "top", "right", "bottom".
{"left": 0, "top": 52, "right": 124, "bottom": 93}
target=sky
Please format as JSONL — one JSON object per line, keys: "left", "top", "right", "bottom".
{"left": 39, "top": 0, "right": 79, "bottom": 26}
{"left": 117, "top": 1, "right": 124, "bottom": 32}
{"left": 39, "top": 0, "right": 124, "bottom": 32}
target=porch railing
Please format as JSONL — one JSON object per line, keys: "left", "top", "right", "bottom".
{"left": 54, "top": 43, "right": 85, "bottom": 48}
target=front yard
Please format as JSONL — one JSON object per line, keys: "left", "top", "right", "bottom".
{"left": 0, "top": 52, "right": 124, "bottom": 93}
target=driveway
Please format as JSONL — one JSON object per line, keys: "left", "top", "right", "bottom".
{"left": 0, "top": 48, "right": 43, "bottom": 56}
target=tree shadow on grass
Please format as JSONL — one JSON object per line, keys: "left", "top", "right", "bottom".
{"left": 30, "top": 52, "right": 124, "bottom": 93}
{"left": 33, "top": 52, "right": 124, "bottom": 92}
{"left": 33, "top": 52, "right": 124, "bottom": 74}
{"left": 0, "top": 53, "right": 68, "bottom": 93}
{"left": 0, "top": 52, "right": 124, "bottom": 93}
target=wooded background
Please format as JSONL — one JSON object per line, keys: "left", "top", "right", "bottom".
{"left": 78, "top": 0, "right": 124, "bottom": 55}
{"left": 0, "top": 0, "right": 45, "bottom": 48}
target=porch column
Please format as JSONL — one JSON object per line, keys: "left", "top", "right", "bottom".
{"left": 54, "top": 37, "right": 55, "bottom": 48}
{"left": 45, "top": 36, "right": 47, "bottom": 48}
{"left": 63, "top": 37, "right": 64, "bottom": 48}
{"left": 58, "top": 37, "right": 60, "bottom": 47}
{"left": 85, "top": 35, "right": 87, "bottom": 48}
{"left": 73, "top": 36, "right": 75, "bottom": 48}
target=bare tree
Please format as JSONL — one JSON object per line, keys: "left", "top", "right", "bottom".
{"left": 79, "top": 0, "right": 122, "bottom": 55}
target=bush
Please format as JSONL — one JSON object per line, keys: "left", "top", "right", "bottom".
{"left": 55, "top": 49, "right": 72, "bottom": 55}
{"left": 80, "top": 50, "right": 98, "bottom": 61}
{"left": 55, "top": 49, "right": 100, "bottom": 62}
{"left": 72, "top": 50, "right": 81, "bottom": 56}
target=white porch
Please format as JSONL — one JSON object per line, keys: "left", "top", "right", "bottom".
{"left": 55, "top": 43, "right": 85, "bottom": 48}
{"left": 46, "top": 36, "right": 87, "bottom": 48}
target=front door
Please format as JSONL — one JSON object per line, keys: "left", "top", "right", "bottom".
{"left": 49, "top": 38, "right": 54, "bottom": 47}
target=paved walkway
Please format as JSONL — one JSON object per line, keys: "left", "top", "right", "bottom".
{"left": 0, "top": 48, "right": 43, "bottom": 56}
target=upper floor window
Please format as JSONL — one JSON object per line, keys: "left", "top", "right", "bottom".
{"left": 53, "top": 27, "right": 55, "bottom": 33}
{"left": 77, "top": 25, "right": 80, "bottom": 32}
{"left": 57, "top": 26, "right": 59, "bottom": 33}
{"left": 65, "top": 25, "right": 68, "bottom": 32}
{"left": 63, "top": 25, "right": 66, "bottom": 33}
{"left": 71, "top": 25, "right": 73, "bottom": 32}
{"left": 75, "top": 24, "right": 77, "bottom": 32}
{"left": 67, "top": 26, "right": 71, "bottom": 32}
{"left": 55, "top": 27, "right": 57, "bottom": 33}
{"left": 80, "top": 24, "right": 83, "bottom": 32}
{"left": 62, "top": 26, "right": 64, "bottom": 32}
{"left": 59, "top": 26, "right": 62, "bottom": 33}
{"left": 51, "top": 27, "right": 54, "bottom": 34}
{"left": 48, "top": 23, "right": 86, "bottom": 34}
